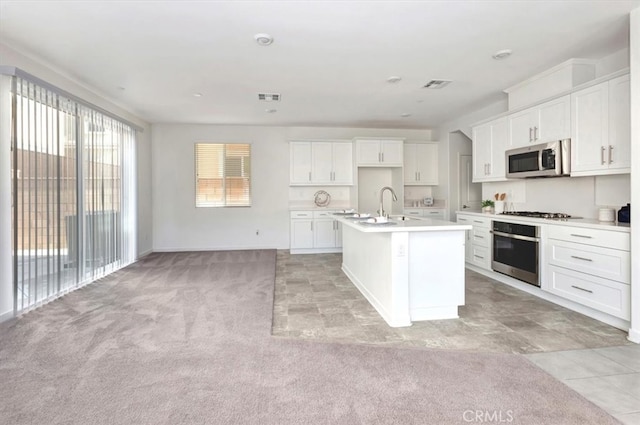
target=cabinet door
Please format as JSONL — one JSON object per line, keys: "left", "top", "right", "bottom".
{"left": 331, "top": 142, "right": 354, "bottom": 184}
{"left": 313, "top": 219, "right": 336, "bottom": 248}
{"left": 537, "top": 95, "right": 570, "bottom": 143}
{"left": 509, "top": 108, "right": 537, "bottom": 148}
{"left": 403, "top": 144, "right": 418, "bottom": 184}
{"left": 571, "top": 81, "right": 609, "bottom": 174}
{"left": 380, "top": 140, "right": 403, "bottom": 165}
{"left": 356, "top": 140, "right": 382, "bottom": 165}
{"left": 335, "top": 221, "right": 343, "bottom": 248}
{"left": 290, "top": 219, "right": 314, "bottom": 249}
{"left": 472, "top": 124, "right": 492, "bottom": 182}
{"left": 488, "top": 118, "right": 508, "bottom": 180}
{"left": 608, "top": 74, "right": 630, "bottom": 171}
{"left": 456, "top": 215, "right": 473, "bottom": 263}
{"left": 290, "top": 142, "right": 312, "bottom": 184}
{"left": 311, "top": 142, "right": 333, "bottom": 184}
{"left": 416, "top": 143, "right": 438, "bottom": 185}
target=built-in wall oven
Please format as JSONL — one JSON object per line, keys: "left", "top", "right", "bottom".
{"left": 491, "top": 221, "right": 540, "bottom": 286}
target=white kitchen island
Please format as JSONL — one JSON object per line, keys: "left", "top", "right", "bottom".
{"left": 334, "top": 215, "right": 472, "bottom": 327}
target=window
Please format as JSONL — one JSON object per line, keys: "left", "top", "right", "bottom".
{"left": 195, "top": 143, "right": 251, "bottom": 207}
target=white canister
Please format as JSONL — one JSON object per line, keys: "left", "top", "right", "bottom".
{"left": 598, "top": 208, "right": 615, "bottom": 222}
{"left": 494, "top": 201, "right": 505, "bottom": 214}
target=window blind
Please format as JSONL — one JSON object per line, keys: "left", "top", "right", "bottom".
{"left": 195, "top": 143, "right": 251, "bottom": 207}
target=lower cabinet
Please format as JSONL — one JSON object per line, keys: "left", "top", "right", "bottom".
{"left": 290, "top": 210, "right": 342, "bottom": 254}
{"left": 456, "top": 213, "right": 491, "bottom": 271}
{"left": 544, "top": 224, "right": 630, "bottom": 320}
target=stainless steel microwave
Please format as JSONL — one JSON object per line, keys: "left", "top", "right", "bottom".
{"left": 505, "top": 139, "right": 570, "bottom": 178}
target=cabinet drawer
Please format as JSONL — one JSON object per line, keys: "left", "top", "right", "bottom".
{"left": 313, "top": 210, "right": 338, "bottom": 219}
{"left": 404, "top": 209, "right": 423, "bottom": 216}
{"left": 424, "top": 209, "right": 445, "bottom": 219}
{"left": 547, "top": 265, "right": 630, "bottom": 320}
{"left": 547, "top": 225, "right": 629, "bottom": 250}
{"left": 472, "top": 227, "right": 491, "bottom": 248}
{"left": 471, "top": 245, "right": 491, "bottom": 270}
{"left": 547, "top": 239, "right": 630, "bottom": 283}
{"left": 290, "top": 211, "right": 313, "bottom": 219}
{"left": 470, "top": 216, "right": 491, "bottom": 229}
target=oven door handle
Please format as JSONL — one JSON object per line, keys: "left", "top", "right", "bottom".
{"left": 490, "top": 230, "right": 540, "bottom": 243}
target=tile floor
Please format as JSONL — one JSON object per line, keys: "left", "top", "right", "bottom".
{"left": 526, "top": 345, "right": 640, "bottom": 425}
{"left": 272, "top": 251, "right": 639, "bottom": 423}
{"left": 272, "top": 251, "right": 630, "bottom": 354}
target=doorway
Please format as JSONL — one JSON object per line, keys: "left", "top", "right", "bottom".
{"left": 459, "top": 154, "right": 482, "bottom": 211}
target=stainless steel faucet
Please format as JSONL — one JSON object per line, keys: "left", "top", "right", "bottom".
{"left": 378, "top": 186, "right": 398, "bottom": 218}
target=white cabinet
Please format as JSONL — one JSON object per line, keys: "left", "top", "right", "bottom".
{"left": 290, "top": 211, "right": 314, "bottom": 249}
{"left": 290, "top": 142, "right": 313, "bottom": 184}
{"left": 355, "top": 139, "right": 404, "bottom": 166}
{"left": 472, "top": 117, "right": 508, "bottom": 182}
{"left": 404, "top": 208, "right": 446, "bottom": 220}
{"left": 456, "top": 213, "right": 491, "bottom": 270}
{"left": 290, "top": 141, "right": 353, "bottom": 185}
{"left": 509, "top": 96, "right": 570, "bottom": 148}
{"left": 290, "top": 210, "right": 342, "bottom": 253}
{"left": 404, "top": 143, "right": 438, "bottom": 185}
{"left": 544, "top": 224, "right": 630, "bottom": 320}
{"left": 571, "top": 74, "right": 630, "bottom": 176}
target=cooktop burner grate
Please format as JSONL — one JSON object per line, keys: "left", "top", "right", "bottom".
{"left": 500, "top": 211, "right": 572, "bottom": 219}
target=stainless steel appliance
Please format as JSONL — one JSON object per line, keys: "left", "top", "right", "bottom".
{"left": 506, "top": 139, "right": 570, "bottom": 178}
{"left": 500, "top": 211, "right": 572, "bottom": 219}
{"left": 491, "top": 221, "right": 540, "bottom": 286}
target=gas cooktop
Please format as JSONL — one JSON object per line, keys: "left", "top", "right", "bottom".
{"left": 500, "top": 211, "right": 573, "bottom": 219}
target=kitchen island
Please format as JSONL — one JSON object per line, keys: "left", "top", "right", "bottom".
{"left": 334, "top": 215, "right": 472, "bottom": 327}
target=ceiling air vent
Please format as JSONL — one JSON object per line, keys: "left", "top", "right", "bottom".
{"left": 258, "top": 93, "right": 280, "bottom": 102}
{"left": 423, "top": 80, "right": 452, "bottom": 89}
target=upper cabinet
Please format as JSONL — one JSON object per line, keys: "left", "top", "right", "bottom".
{"left": 290, "top": 141, "right": 353, "bottom": 185}
{"left": 404, "top": 143, "right": 438, "bottom": 185}
{"left": 355, "top": 139, "right": 404, "bottom": 166}
{"left": 509, "top": 95, "right": 570, "bottom": 148}
{"left": 472, "top": 117, "right": 509, "bottom": 182}
{"left": 571, "top": 74, "right": 630, "bottom": 176}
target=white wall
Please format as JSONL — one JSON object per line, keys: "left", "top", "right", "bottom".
{"left": 447, "top": 131, "right": 474, "bottom": 220}
{"left": 151, "top": 125, "right": 433, "bottom": 251}
{"left": 628, "top": 7, "right": 640, "bottom": 344}
{"left": 0, "top": 43, "right": 153, "bottom": 321}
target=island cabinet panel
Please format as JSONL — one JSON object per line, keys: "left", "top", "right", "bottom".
{"left": 336, "top": 214, "right": 469, "bottom": 327}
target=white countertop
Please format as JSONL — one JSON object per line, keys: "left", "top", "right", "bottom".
{"left": 455, "top": 210, "right": 630, "bottom": 233}
{"left": 334, "top": 214, "right": 471, "bottom": 233}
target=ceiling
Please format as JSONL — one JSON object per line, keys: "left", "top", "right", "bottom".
{"left": 0, "top": 1, "right": 638, "bottom": 129}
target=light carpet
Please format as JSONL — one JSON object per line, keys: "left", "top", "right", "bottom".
{"left": 0, "top": 250, "right": 619, "bottom": 424}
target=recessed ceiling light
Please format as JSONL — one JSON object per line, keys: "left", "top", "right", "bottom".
{"left": 265, "top": 108, "right": 277, "bottom": 113}
{"left": 193, "top": 93, "right": 203, "bottom": 97}
{"left": 400, "top": 113, "right": 411, "bottom": 118}
{"left": 254, "top": 33, "right": 274, "bottom": 46}
{"left": 387, "top": 76, "right": 402, "bottom": 84}
{"left": 492, "top": 49, "right": 512, "bottom": 60}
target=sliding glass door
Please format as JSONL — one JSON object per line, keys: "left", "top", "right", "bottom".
{"left": 11, "top": 77, "right": 136, "bottom": 313}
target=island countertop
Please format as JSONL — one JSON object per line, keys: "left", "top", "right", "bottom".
{"left": 333, "top": 214, "right": 472, "bottom": 233}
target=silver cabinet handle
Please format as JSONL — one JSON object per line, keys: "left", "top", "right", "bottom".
{"left": 601, "top": 146, "right": 606, "bottom": 165}
{"left": 415, "top": 171, "right": 418, "bottom": 181}
{"left": 475, "top": 235, "right": 485, "bottom": 239}
{"left": 571, "top": 285, "right": 593, "bottom": 294}
{"left": 474, "top": 254, "right": 484, "bottom": 259}
{"left": 487, "top": 163, "right": 491, "bottom": 175}
{"left": 309, "top": 171, "right": 312, "bottom": 181}
{"left": 529, "top": 127, "right": 533, "bottom": 142}
{"left": 382, "top": 152, "right": 384, "bottom": 162}
{"left": 418, "top": 171, "right": 420, "bottom": 180}
{"left": 609, "top": 145, "right": 613, "bottom": 164}
{"left": 378, "top": 152, "right": 382, "bottom": 162}
{"left": 533, "top": 126, "right": 538, "bottom": 140}
{"left": 473, "top": 220, "right": 484, "bottom": 224}
{"left": 571, "top": 255, "right": 593, "bottom": 262}
{"left": 570, "top": 233, "right": 593, "bottom": 239}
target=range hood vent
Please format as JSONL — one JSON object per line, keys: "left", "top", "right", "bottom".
{"left": 258, "top": 93, "right": 280, "bottom": 101}
{"left": 423, "top": 80, "right": 452, "bottom": 89}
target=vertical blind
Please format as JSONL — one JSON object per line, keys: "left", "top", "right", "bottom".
{"left": 195, "top": 143, "right": 251, "bottom": 207}
{"left": 11, "top": 76, "right": 137, "bottom": 313}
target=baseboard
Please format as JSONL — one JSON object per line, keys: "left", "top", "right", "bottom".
{"left": 152, "top": 246, "right": 281, "bottom": 252}
{"left": 628, "top": 328, "right": 640, "bottom": 344}
{"left": 137, "top": 249, "right": 153, "bottom": 258}
{"left": 0, "top": 309, "right": 14, "bottom": 323}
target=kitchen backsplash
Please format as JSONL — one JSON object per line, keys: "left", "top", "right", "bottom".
{"left": 482, "top": 174, "right": 630, "bottom": 219}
